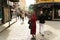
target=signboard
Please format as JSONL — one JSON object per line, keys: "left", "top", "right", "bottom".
{"left": 36, "top": 0, "right": 60, "bottom": 4}
{"left": 54, "top": 0, "right": 60, "bottom": 2}
{"left": 36, "top": 0, "right": 52, "bottom": 3}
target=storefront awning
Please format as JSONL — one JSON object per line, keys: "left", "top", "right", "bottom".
{"left": 34, "top": 2, "right": 60, "bottom": 9}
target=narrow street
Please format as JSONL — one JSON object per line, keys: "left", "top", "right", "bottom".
{"left": 0, "top": 17, "right": 60, "bottom": 40}
{"left": 0, "top": 0, "right": 60, "bottom": 40}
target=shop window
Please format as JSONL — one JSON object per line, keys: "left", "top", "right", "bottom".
{"left": 58, "top": 10, "right": 60, "bottom": 17}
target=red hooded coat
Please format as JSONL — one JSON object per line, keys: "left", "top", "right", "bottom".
{"left": 30, "top": 13, "right": 37, "bottom": 35}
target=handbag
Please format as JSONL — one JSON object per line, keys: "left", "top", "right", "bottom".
{"left": 28, "top": 20, "right": 32, "bottom": 29}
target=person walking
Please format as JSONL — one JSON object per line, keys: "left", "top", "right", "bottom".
{"left": 20, "top": 11, "right": 25, "bottom": 24}
{"left": 29, "top": 11, "right": 37, "bottom": 37}
{"left": 39, "top": 10, "right": 46, "bottom": 36}
{"left": 16, "top": 8, "right": 20, "bottom": 19}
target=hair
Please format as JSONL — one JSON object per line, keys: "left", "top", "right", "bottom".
{"left": 20, "top": 11, "right": 22, "bottom": 13}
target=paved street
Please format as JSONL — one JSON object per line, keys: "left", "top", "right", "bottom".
{"left": 0, "top": 17, "right": 60, "bottom": 40}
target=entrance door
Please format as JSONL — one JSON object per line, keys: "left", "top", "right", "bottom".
{"left": 54, "top": 9, "right": 60, "bottom": 19}
{"left": 0, "top": 6, "right": 3, "bottom": 24}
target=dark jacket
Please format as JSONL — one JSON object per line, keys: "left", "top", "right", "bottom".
{"left": 39, "top": 14, "right": 46, "bottom": 24}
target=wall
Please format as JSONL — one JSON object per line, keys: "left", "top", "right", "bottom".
{"left": 36, "top": 0, "right": 53, "bottom": 3}
{"left": 19, "top": 0, "right": 26, "bottom": 10}
{"left": 54, "top": 0, "right": 60, "bottom": 2}
{"left": 4, "top": 7, "right": 10, "bottom": 23}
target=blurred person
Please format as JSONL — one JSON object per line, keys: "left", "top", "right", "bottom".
{"left": 20, "top": 11, "right": 25, "bottom": 24}
{"left": 29, "top": 11, "right": 37, "bottom": 37}
{"left": 20, "top": 11, "right": 22, "bottom": 19}
{"left": 24, "top": 11, "right": 28, "bottom": 20}
{"left": 27, "top": 12, "right": 31, "bottom": 19}
{"left": 39, "top": 10, "right": 46, "bottom": 36}
{"left": 16, "top": 8, "right": 20, "bottom": 19}
{"left": 25, "top": 11, "right": 28, "bottom": 17}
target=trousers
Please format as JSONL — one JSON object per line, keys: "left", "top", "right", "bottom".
{"left": 39, "top": 23, "right": 44, "bottom": 34}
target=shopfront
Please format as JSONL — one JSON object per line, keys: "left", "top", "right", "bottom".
{"left": 34, "top": 2, "right": 60, "bottom": 20}
{"left": 54, "top": 3, "right": 60, "bottom": 19}
{"left": 0, "top": 0, "right": 10, "bottom": 24}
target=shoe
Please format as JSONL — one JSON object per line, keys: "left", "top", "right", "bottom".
{"left": 21, "top": 22, "right": 24, "bottom": 24}
{"left": 34, "top": 35, "right": 36, "bottom": 38}
{"left": 33, "top": 35, "right": 35, "bottom": 38}
{"left": 42, "top": 34, "right": 44, "bottom": 37}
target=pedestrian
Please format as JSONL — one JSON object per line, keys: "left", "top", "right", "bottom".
{"left": 20, "top": 11, "right": 22, "bottom": 19}
{"left": 20, "top": 11, "right": 25, "bottom": 24}
{"left": 16, "top": 8, "right": 20, "bottom": 19}
{"left": 25, "top": 11, "right": 28, "bottom": 17}
{"left": 39, "top": 10, "right": 46, "bottom": 36}
{"left": 29, "top": 11, "right": 37, "bottom": 37}
{"left": 27, "top": 12, "right": 31, "bottom": 19}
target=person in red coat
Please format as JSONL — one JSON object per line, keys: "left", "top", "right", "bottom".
{"left": 30, "top": 11, "right": 37, "bottom": 37}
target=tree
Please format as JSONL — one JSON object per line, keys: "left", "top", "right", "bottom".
{"left": 29, "top": 4, "right": 34, "bottom": 12}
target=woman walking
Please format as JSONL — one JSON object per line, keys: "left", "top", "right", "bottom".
{"left": 29, "top": 11, "right": 37, "bottom": 37}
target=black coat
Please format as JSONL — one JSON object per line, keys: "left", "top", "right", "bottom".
{"left": 39, "top": 14, "right": 46, "bottom": 24}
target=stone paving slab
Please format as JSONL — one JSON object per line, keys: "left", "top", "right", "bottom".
{"left": 0, "top": 18, "right": 60, "bottom": 40}
{"left": 0, "top": 18, "right": 17, "bottom": 32}
{"left": 36, "top": 31, "right": 56, "bottom": 40}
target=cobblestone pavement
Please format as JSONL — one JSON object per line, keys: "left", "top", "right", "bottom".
{"left": 0, "top": 17, "right": 60, "bottom": 40}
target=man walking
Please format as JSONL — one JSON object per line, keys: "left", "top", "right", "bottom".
{"left": 39, "top": 10, "right": 46, "bottom": 36}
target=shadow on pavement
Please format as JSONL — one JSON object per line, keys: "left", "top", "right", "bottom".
{"left": 36, "top": 31, "right": 56, "bottom": 40}
{"left": 0, "top": 29, "right": 11, "bottom": 40}
{"left": 44, "top": 31, "right": 56, "bottom": 40}
{"left": 0, "top": 25, "right": 6, "bottom": 32}
{"left": 31, "top": 37, "right": 36, "bottom": 40}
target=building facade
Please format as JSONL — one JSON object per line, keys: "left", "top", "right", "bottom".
{"left": 19, "top": 0, "right": 26, "bottom": 10}
{"left": 0, "top": 0, "right": 19, "bottom": 24}
{"left": 36, "top": 0, "right": 52, "bottom": 3}
{"left": 36, "top": 0, "right": 60, "bottom": 3}
{"left": 35, "top": 0, "right": 60, "bottom": 20}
